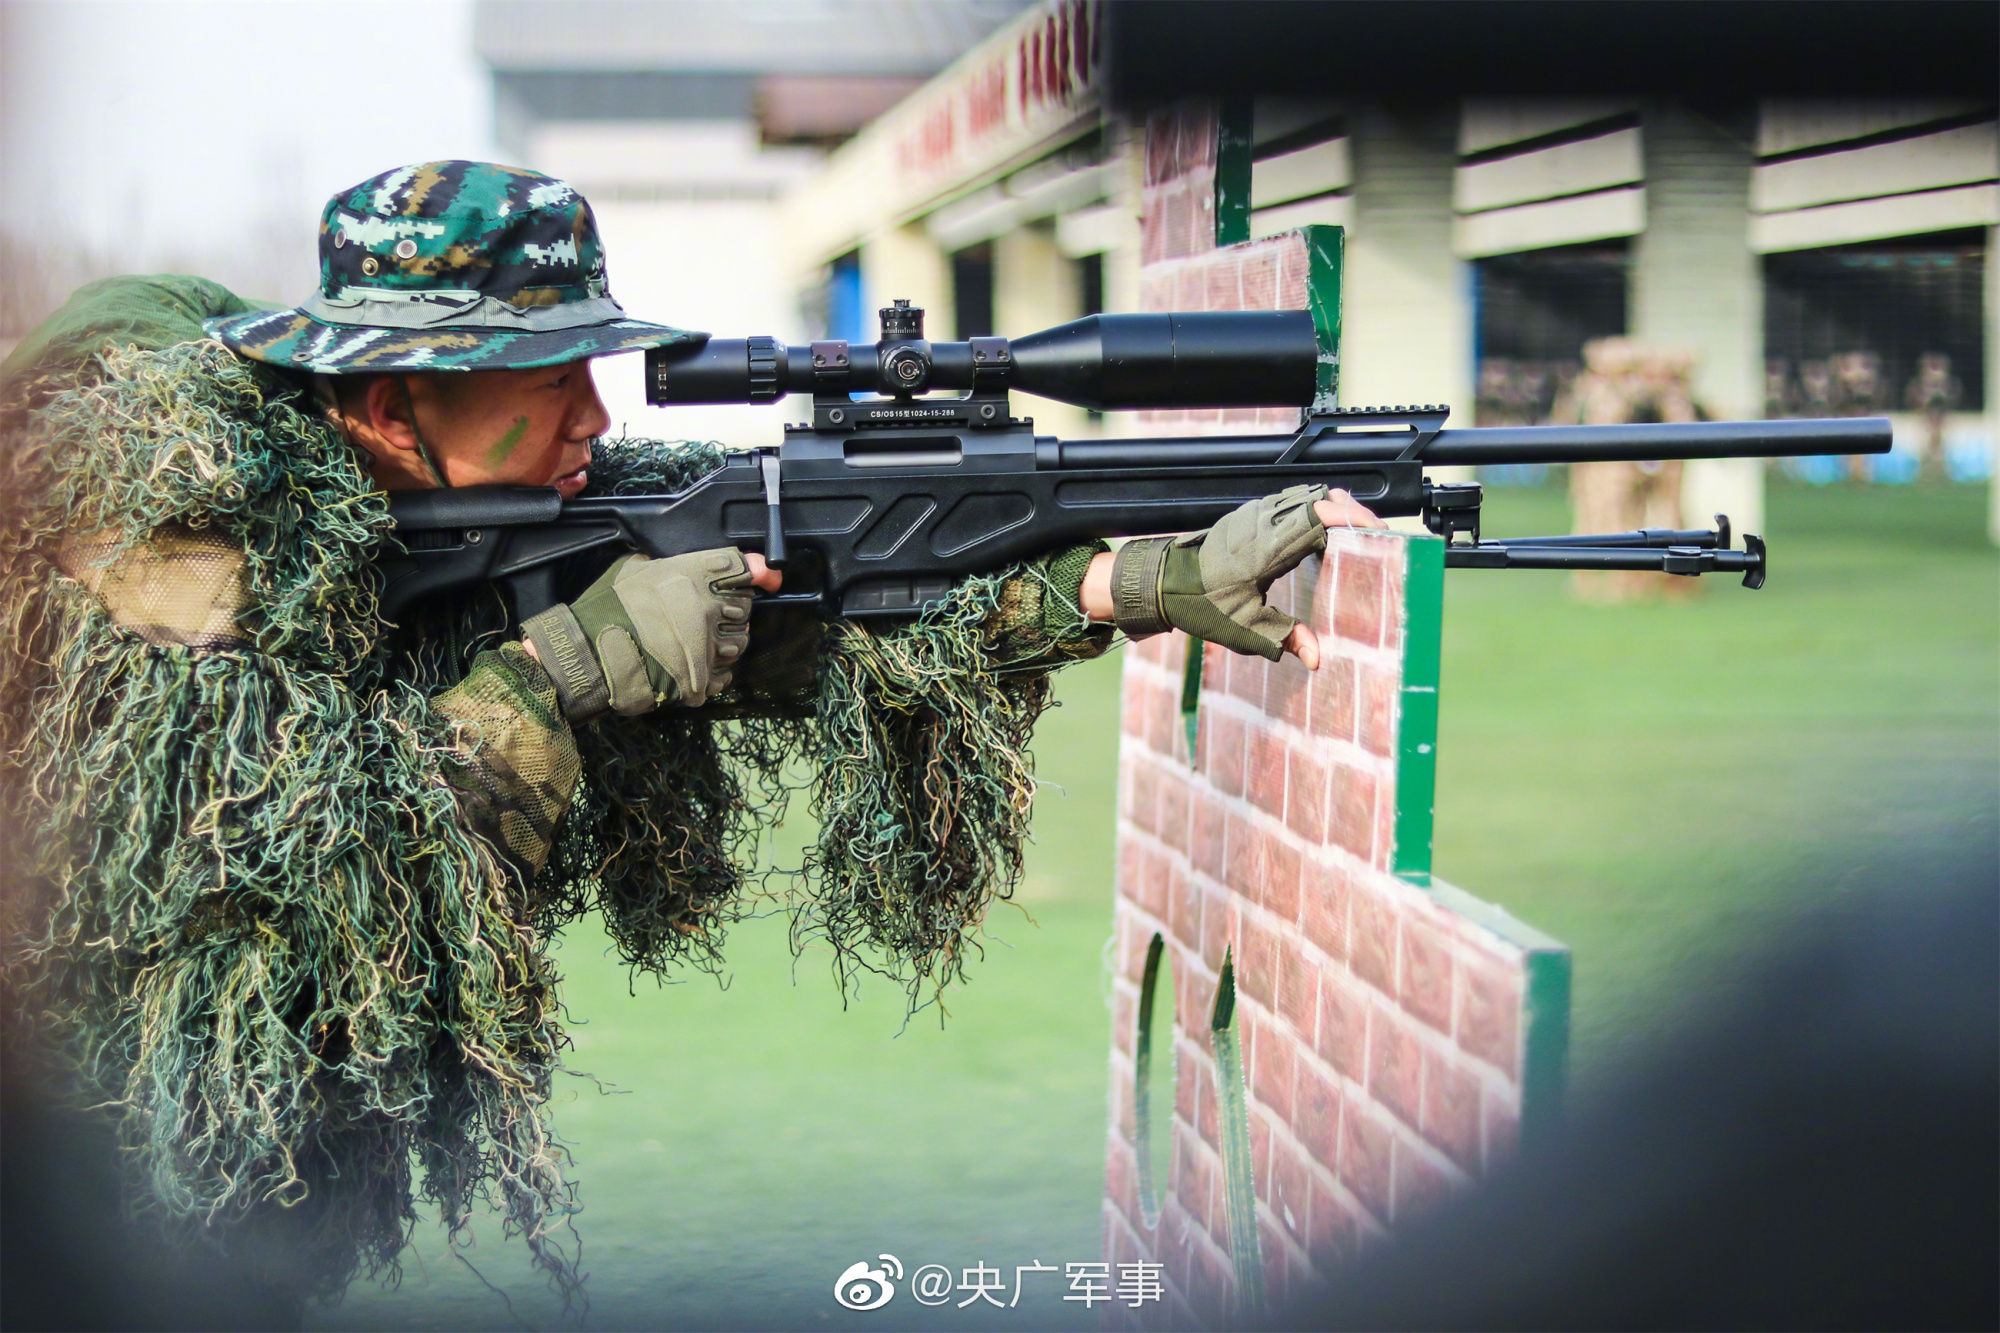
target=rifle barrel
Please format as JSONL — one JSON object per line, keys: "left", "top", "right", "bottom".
{"left": 1052, "top": 416, "right": 1891, "bottom": 470}
{"left": 1415, "top": 416, "right": 1890, "bottom": 465}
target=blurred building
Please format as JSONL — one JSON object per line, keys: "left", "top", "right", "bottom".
{"left": 474, "top": 0, "right": 1033, "bottom": 443}
{"left": 0, "top": 0, "right": 501, "bottom": 356}
{"left": 777, "top": 0, "right": 1125, "bottom": 444}
{"left": 770, "top": 1, "right": 1998, "bottom": 539}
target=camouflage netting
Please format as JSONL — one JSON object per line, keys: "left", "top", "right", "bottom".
{"left": 0, "top": 335, "right": 1106, "bottom": 1310}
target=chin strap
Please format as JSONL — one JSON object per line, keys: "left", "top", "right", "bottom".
{"left": 396, "top": 375, "right": 450, "bottom": 487}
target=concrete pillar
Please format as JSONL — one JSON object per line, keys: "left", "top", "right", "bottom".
{"left": 860, "top": 222, "right": 953, "bottom": 343}
{"left": 1341, "top": 103, "right": 1475, "bottom": 510}
{"left": 995, "top": 221, "right": 1091, "bottom": 440}
{"left": 1341, "top": 104, "right": 1473, "bottom": 416}
{"left": 1988, "top": 225, "right": 1999, "bottom": 546}
{"left": 1631, "top": 101, "right": 1766, "bottom": 536}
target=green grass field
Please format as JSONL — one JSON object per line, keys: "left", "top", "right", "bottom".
{"left": 321, "top": 479, "right": 1997, "bottom": 1332}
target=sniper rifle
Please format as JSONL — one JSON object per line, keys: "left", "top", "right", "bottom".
{"left": 379, "top": 301, "right": 1892, "bottom": 625}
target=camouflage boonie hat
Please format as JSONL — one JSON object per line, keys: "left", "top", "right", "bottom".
{"left": 205, "top": 160, "right": 700, "bottom": 373}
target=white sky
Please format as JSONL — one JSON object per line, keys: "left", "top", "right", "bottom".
{"left": 0, "top": 0, "right": 856, "bottom": 445}
{"left": 0, "top": 1, "right": 801, "bottom": 443}
{"left": 1, "top": 0, "right": 500, "bottom": 308}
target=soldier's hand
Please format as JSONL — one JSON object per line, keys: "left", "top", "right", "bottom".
{"left": 1103, "top": 486, "right": 1384, "bottom": 668}
{"left": 1282, "top": 493, "right": 1387, "bottom": 669}
{"left": 521, "top": 547, "right": 777, "bottom": 720}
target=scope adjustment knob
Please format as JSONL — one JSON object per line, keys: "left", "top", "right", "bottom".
{"left": 879, "top": 298, "right": 925, "bottom": 341}
{"left": 745, "top": 336, "right": 780, "bottom": 403}
{"left": 880, "top": 344, "right": 931, "bottom": 397}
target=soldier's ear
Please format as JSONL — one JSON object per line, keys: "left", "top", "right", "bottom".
{"left": 358, "top": 374, "right": 424, "bottom": 455}
{"left": 318, "top": 375, "right": 379, "bottom": 464}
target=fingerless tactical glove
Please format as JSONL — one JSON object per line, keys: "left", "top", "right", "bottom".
{"left": 520, "top": 548, "right": 754, "bottom": 720}
{"left": 1109, "top": 484, "right": 1329, "bottom": 660}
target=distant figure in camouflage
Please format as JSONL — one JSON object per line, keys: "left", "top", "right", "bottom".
{"left": 0, "top": 160, "right": 1374, "bottom": 1317}
{"left": 1904, "top": 352, "right": 1962, "bottom": 481}
{"left": 1554, "top": 337, "right": 1703, "bottom": 603}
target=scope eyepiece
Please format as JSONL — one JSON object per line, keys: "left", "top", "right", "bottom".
{"left": 645, "top": 309, "right": 1319, "bottom": 412}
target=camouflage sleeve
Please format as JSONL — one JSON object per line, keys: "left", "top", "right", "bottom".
{"left": 984, "top": 540, "right": 1116, "bottom": 668}
{"left": 431, "top": 643, "right": 582, "bottom": 881}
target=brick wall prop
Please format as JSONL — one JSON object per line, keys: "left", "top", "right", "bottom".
{"left": 1102, "top": 534, "right": 1570, "bottom": 1328}
{"left": 1100, "top": 96, "right": 1571, "bottom": 1330}
{"left": 1137, "top": 98, "right": 1341, "bottom": 433}
{"left": 1141, "top": 101, "right": 1221, "bottom": 268}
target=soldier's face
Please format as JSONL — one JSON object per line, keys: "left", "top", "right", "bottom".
{"left": 416, "top": 359, "right": 611, "bottom": 498}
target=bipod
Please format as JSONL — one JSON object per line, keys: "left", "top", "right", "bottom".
{"left": 1421, "top": 481, "right": 1767, "bottom": 589}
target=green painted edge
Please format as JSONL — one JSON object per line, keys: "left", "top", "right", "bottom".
{"left": 1384, "top": 533, "right": 1571, "bottom": 1135}
{"left": 1209, "top": 951, "right": 1266, "bottom": 1316}
{"left": 1520, "top": 947, "right": 1573, "bottom": 1149}
{"left": 1215, "top": 98, "right": 1254, "bottom": 247}
{"left": 1299, "top": 223, "right": 1345, "bottom": 411}
{"left": 1392, "top": 535, "right": 1445, "bottom": 886}
{"left": 1179, "top": 633, "right": 1203, "bottom": 764}
{"left": 1426, "top": 878, "right": 1568, "bottom": 954}
{"left": 1134, "top": 931, "right": 1168, "bottom": 1228}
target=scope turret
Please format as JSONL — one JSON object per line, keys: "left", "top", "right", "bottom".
{"left": 645, "top": 306, "right": 1318, "bottom": 411}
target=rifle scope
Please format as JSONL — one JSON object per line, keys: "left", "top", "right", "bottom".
{"left": 646, "top": 303, "right": 1317, "bottom": 411}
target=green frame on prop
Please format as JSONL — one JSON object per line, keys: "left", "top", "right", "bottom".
{"left": 1392, "top": 535, "right": 1445, "bottom": 886}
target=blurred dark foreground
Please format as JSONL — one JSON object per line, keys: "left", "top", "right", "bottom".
{"left": 0, "top": 1047, "right": 304, "bottom": 1331}
{"left": 6, "top": 829, "right": 1996, "bottom": 1331}
{"left": 1289, "top": 828, "right": 1999, "bottom": 1332}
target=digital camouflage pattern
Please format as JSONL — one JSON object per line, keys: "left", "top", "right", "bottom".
{"left": 432, "top": 642, "right": 583, "bottom": 882}
{"left": 206, "top": 160, "right": 699, "bottom": 373}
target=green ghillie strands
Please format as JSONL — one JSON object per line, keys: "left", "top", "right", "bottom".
{"left": 0, "top": 341, "right": 574, "bottom": 1306}
{"left": 0, "top": 336, "right": 1105, "bottom": 1308}
{"left": 804, "top": 570, "right": 1076, "bottom": 1005}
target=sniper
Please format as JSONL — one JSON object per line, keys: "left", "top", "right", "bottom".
{"left": 0, "top": 160, "right": 1377, "bottom": 1311}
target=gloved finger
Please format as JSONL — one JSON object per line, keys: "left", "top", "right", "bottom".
{"left": 1237, "top": 602, "right": 1299, "bottom": 651}
{"left": 714, "top": 617, "right": 749, "bottom": 664}
{"left": 1314, "top": 491, "right": 1389, "bottom": 531}
{"left": 690, "top": 547, "right": 754, "bottom": 593}
{"left": 700, "top": 551, "right": 757, "bottom": 642}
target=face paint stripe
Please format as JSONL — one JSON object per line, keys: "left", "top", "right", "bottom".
{"left": 485, "top": 415, "right": 531, "bottom": 468}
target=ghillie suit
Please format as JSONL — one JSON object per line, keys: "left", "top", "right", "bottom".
{"left": 0, "top": 277, "right": 1108, "bottom": 1311}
